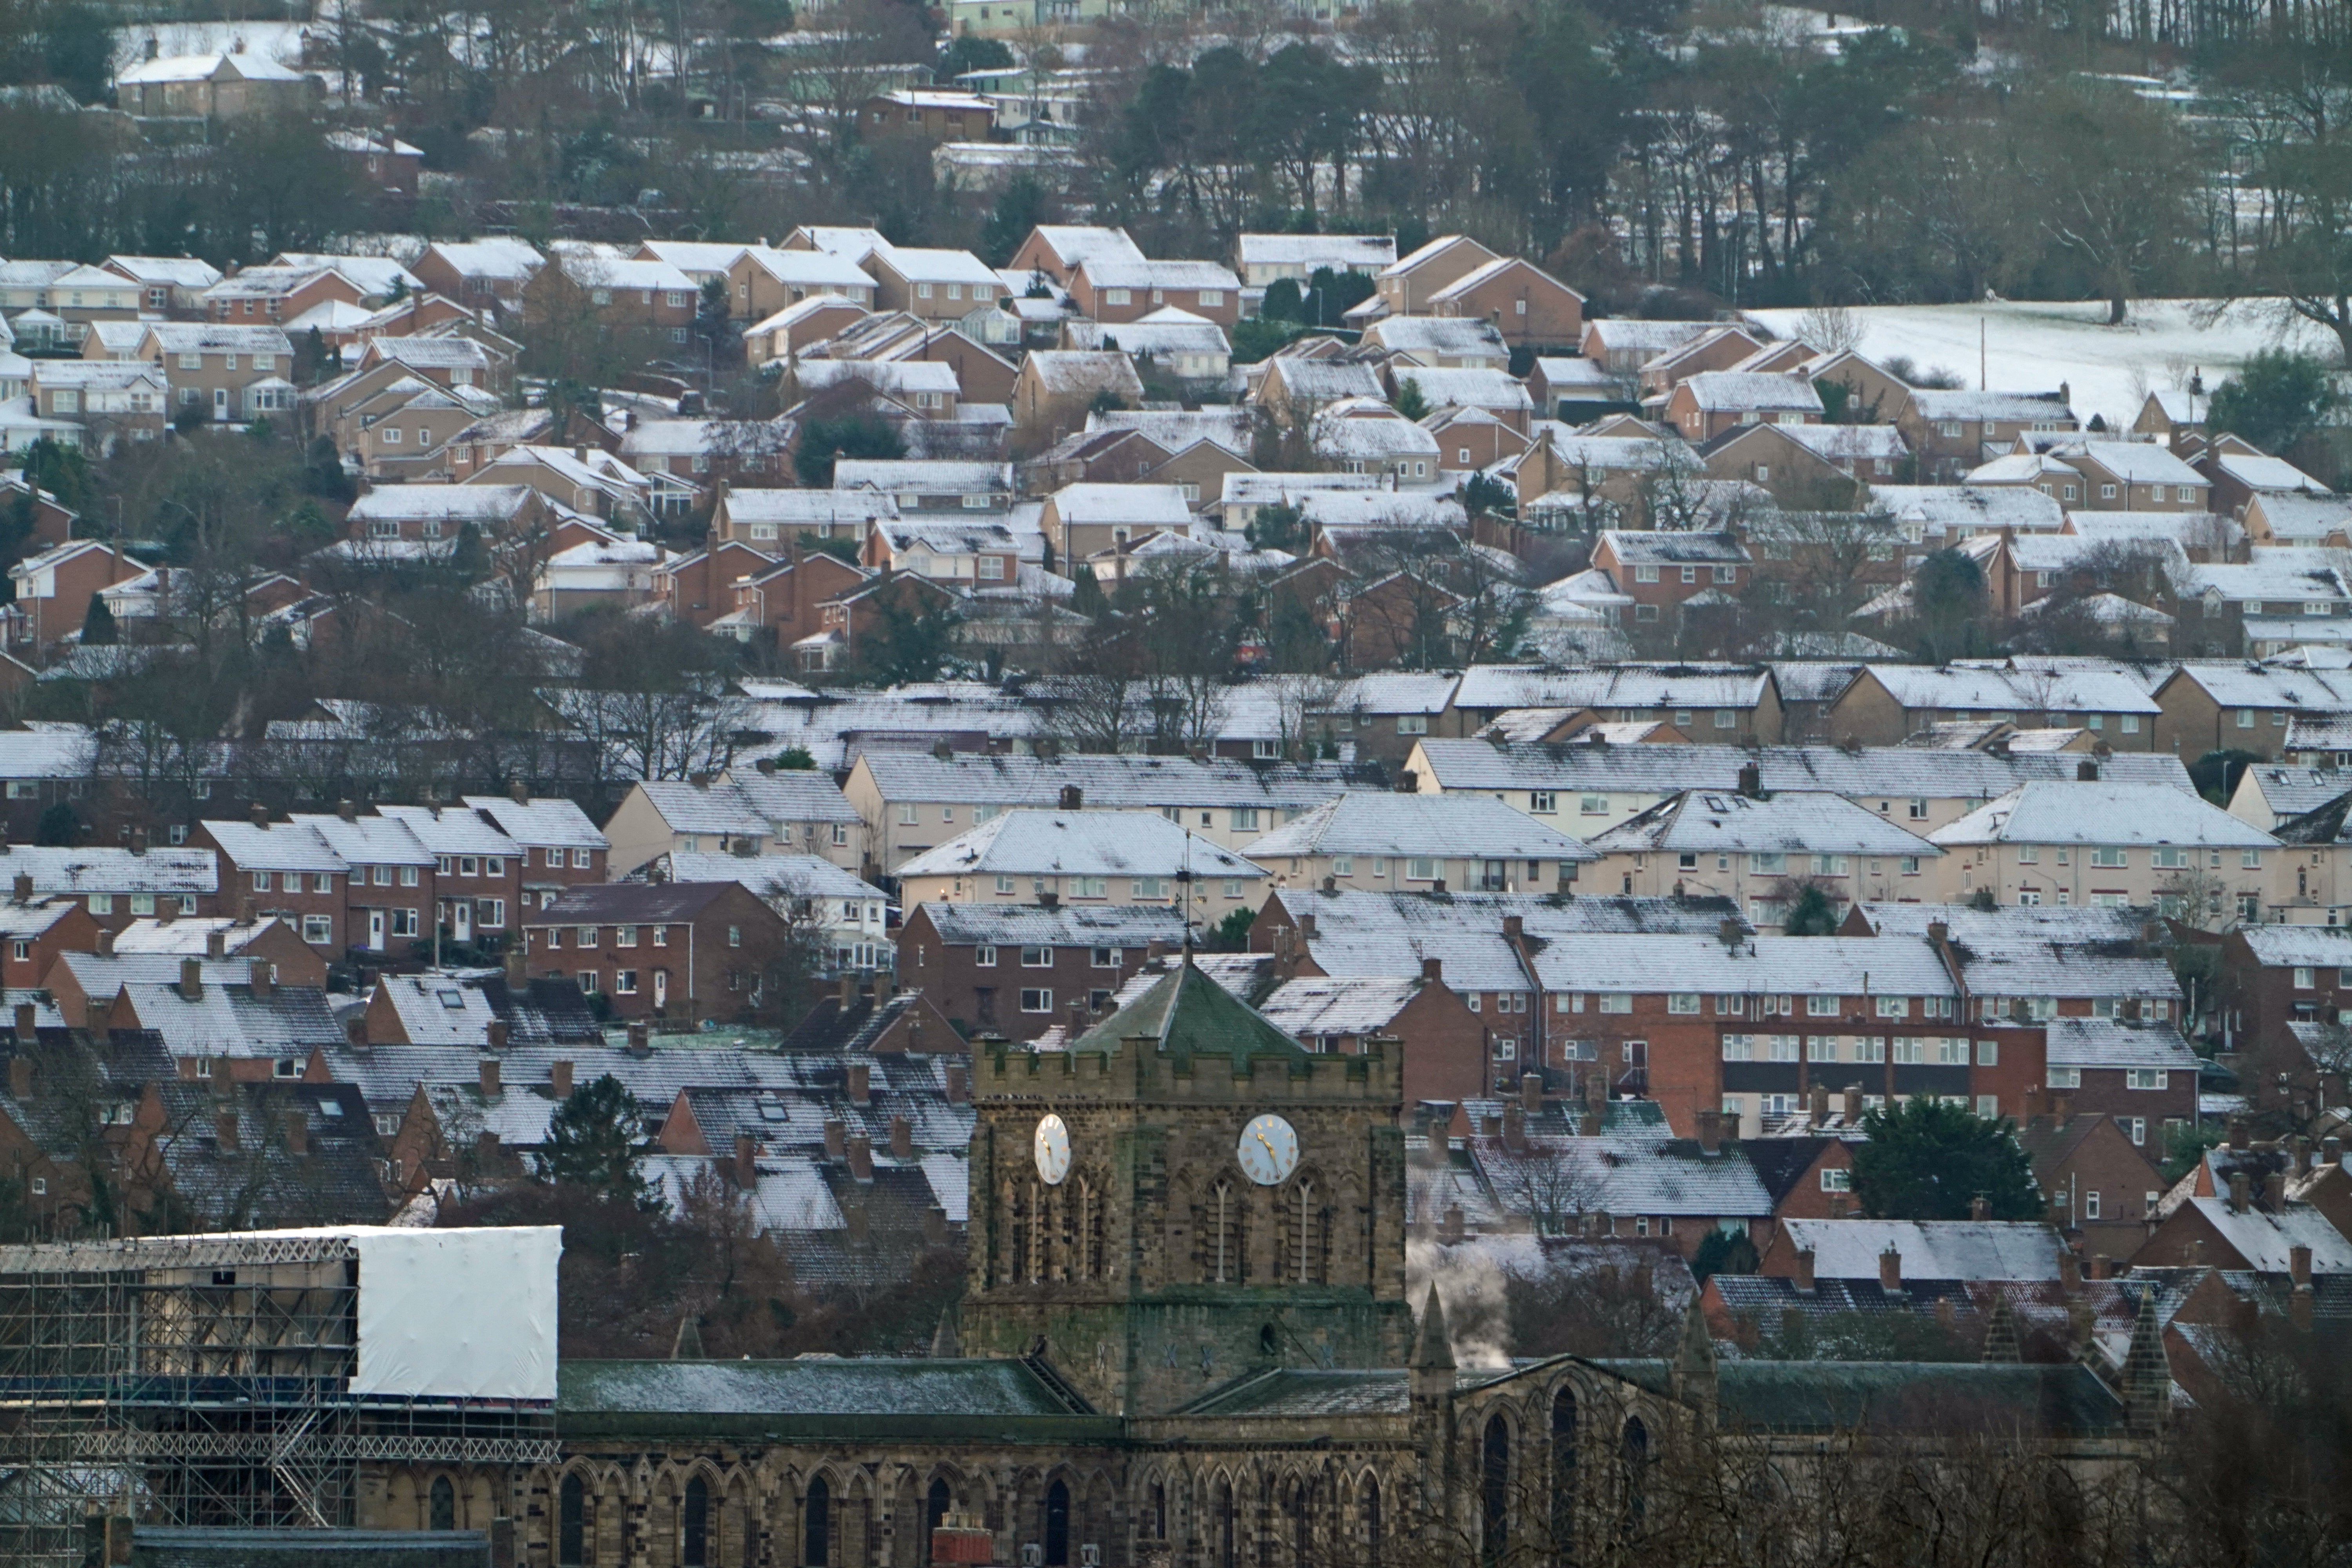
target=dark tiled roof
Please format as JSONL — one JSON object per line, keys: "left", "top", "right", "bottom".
{"left": 530, "top": 882, "right": 736, "bottom": 923}
{"left": 557, "top": 1357, "right": 1114, "bottom": 1442}
{"left": 146, "top": 1081, "right": 390, "bottom": 1229}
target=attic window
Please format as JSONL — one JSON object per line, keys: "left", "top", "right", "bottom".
{"left": 317, "top": 1100, "right": 343, "bottom": 1117}
{"left": 758, "top": 1096, "right": 787, "bottom": 1122}
{"left": 438, "top": 989, "right": 465, "bottom": 1008}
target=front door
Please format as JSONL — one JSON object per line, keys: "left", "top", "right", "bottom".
{"left": 453, "top": 900, "right": 472, "bottom": 942}
{"left": 653, "top": 969, "right": 668, "bottom": 1010}
{"left": 367, "top": 909, "right": 386, "bottom": 951}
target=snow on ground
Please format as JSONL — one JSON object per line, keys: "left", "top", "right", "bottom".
{"left": 1746, "top": 297, "right": 2339, "bottom": 432}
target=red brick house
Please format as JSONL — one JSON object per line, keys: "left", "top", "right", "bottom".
{"left": 521, "top": 882, "right": 791, "bottom": 1025}
{"left": 1424, "top": 256, "right": 1585, "bottom": 350}
{"left": 896, "top": 902, "right": 1191, "bottom": 1041}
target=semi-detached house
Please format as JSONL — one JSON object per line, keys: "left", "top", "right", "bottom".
{"left": 892, "top": 810, "right": 1267, "bottom": 915}
{"left": 1926, "top": 780, "right": 2278, "bottom": 917}
{"left": 1583, "top": 786, "right": 1942, "bottom": 927}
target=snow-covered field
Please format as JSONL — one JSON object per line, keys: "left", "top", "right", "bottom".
{"left": 1746, "top": 298, "right": 2340, "bottom": 432}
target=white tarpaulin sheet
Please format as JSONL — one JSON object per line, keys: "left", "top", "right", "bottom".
{"left": 352, "top": 1226, "right": 561, "bottom": 1400}
{"left": 226, "top": 1225, "right": 562, "bottom": 1401}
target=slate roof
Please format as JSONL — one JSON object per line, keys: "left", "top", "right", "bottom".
{"left": 2236, "top": 924, "right": 2352, "bottom": 966}
{"left": 651, "top": 851, "right": 882, "bottom": 905}
{"left": 558, "top": 1357, "right": 1103, "bottom": 1429}
{"left": 1247, "top": 793, "right": 1595, "bottom": 863}
{"left": 1679, "top": 371, "right": 1824, "bottom": 413}
{"left": 144, "top": 1080, "right": 391, "bottom": 1230}
{"left": 59, "top": 954, "right": 343, "bottom": 1058}
{"left": 635, "top": 773, "right": 860, "bottom": 832}
{"left": 0, "top": 845, "right": 219, "bottom": 894}
{"left": 1274, "top": 887, "right": 1744, "bottom": 991}
{"left": 1256, "top": 975, "right": 1425, "bottom": 1037}
{"left": 529, "top": 883, "right": 742, "bottom": 924}
{"left": 2044, "top": 1018, "right": 2201, "bottom": 1071}
{"left": 2178, "top": 1196, "right": 2352, "bottom": 1272}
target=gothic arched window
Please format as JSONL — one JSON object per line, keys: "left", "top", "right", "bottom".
{"left": 429, "top": 1477, "right": 455, "bottom": 1532}
{"left": 805, "top": 1477, "right": 831, "bottom": 1567}
{"left": 683, "top": 1476, "right": 709, "bottom": 1567}
{"left": 1482, "top": 1415, "right": 1511, "bottom": 1563}
{"left": 558, "top": 1475, "right": 584, "bottom": 1566}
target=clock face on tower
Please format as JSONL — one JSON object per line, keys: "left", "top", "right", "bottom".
{"left": 1237, "top": 1113, "right": 1300, "bottom": 1185}
{"left": 1033, "top": 1114, "right": 1072, "bottom": 1185}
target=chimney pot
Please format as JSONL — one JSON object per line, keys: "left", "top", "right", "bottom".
{"left": 847, "top": 1134, "right": 874, "bottom": 1180}
{"left": 1878, "top": 1245, "right": 1903, "bottom": 1293}
{"left": 1794, "top": 1247, "right": 1816, "bottom": 1294}
{"left": 550, "top": 1059, "right": 574, "bottom": 1097}
{"left": 849, "top": 1062, "right": 871, "bottom": 1105}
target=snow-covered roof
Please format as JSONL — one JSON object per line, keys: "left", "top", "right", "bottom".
{"left": 2212, "top": 452, "right": 2331, "bottom": 496}
{"left": 895, "top": 810, "right": 1264, "bottom": 881}
{"left": 2044, "top": 1018, "right": 2201, "bottom": 1071}
{"left": 1238, "top": 234, "right": 1397, "bottom": 271}
{"left": 1858, "top": 663, "right": 2163, "bottom": 715}
{"left": 1257, "top": 975, "right": 1424, "bottom": 1037}
{"left": 1865, "top": 484, "right": 2068, "bottom": 534}
{"left": 1392, "top": 367, "right": 1532, "bottom": 412}
{"left": 1078, "top": 257, "right": 1241, "bottom": 292}
{"left": 1364, "top": 316, "right": 1508, "bottom": 357}
{"left": 1047, "top": 483, "right": 1193, "bottom": 526}
{"left": 1588, "top": 789, "right": 1941, "bottom": 858}
{"left": 1903, "top": 389, "right": 2076, "bottom": 423}
{"left": 1776, "top": 1218, "right": 2067, "bottom": 1281}
{"left": 1678, "top": 371, "right": 1823, "bottom": 413}
{"left": 1527, "top": 932, "right": 1953, "bottom": 998}
{"left": 1929, "top": 782, "right": 2275, "bottom": 849}
{"left": 462, "top": 795, "right": 608, "bottom": 850}
{"left": 917, "top": 902, "right": 1189, "bottom": 947}
{"left": 1453, "top": 664, "right": 1774, "bottom": 711}
{"left": 1247, "top": 793, "right": 1595, "bottom": 863}
{"left": 650, "top": 850, "right": 882, "bottom": 904}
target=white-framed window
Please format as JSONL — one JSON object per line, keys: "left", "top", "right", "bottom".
{"left": 2125, "top": 1069, "right": 2169, "bottom": 1090}
{"left": 1396, "top": 714, "right": 1428, "bottom": 735}
{"left": 1021, "top": 946, "right": 1053, "bottom": 967}
{"left": 1020, "top": 987, "right": 1053, "bottom": 1013}
{"left": 1597, "top": 993, "right": 1632, "bottom": 1014}
{"left": 1820, "top": 1167, "right": 1851, "bottom": 1192}
{"left": 573, "top": 848, "right": 593, "bottom": 869}
{"left": 1875, "top": 996, "right": 1909, "bottom": 1018}
{"left": 1749, "top": 853, "right": 1786, "bottom": 873}
{"left": 1406, "top": 857, "right": 1437, "bottom": 880}
{"left": 1073, "top": 877, "right": 1108, "bottom": 898}
{"left": 1633, "top": 564, "right": 1659, "bottom": 583}
{"left": 1133, "top": 876, "right": 1167, "bottom": 898}
{"left": 1230, "top": 808, "right": 1260, "bottom": 830}
{"left": 2048, "top": 1066, "right": 2081, "bottom": 1089}
{"left": 1667, "top": 993, "right": 1700, "bottom": 1014}
{"left": 2089, "top": 847, "right": 2126, "bottom": 867}
{"left": 301, "top": 915, "right": 332, "bottom": 944}
{"left": 1530, "top": 791, "right": 1556, "bottom": 814}
{"left": 975, "top": 944, "right": 998, "bottom": 967}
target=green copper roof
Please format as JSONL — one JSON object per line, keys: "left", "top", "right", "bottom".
{"left": 1072, "top": 958, "right": 1311, "bottom": 1063}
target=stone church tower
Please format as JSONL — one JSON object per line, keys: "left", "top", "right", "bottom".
{"left": 962, "top": 961, "right": 1414, "bottom": 1414}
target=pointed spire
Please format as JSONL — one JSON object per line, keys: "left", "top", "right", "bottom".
{"left": 1675, "top": 1300, "right": 1717, "bottom": 1376}
{"left": 670, "top": 1316, "right": 704, "bottom": 1360}
{"left": 931, "top": 1310, "right": 962, "bottom": 1358}
{"left": 1980, "top": 1293, "right": 2021, "bottom": 1363}
{"left": 1412, "top": 1284, "right": 1455, "bottom": 1371}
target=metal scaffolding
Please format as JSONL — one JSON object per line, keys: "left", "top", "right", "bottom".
{"left": 0, "top": 1233, "right": 557, "bottom": 1565}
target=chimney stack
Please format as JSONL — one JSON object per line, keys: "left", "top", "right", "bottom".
{"left": 824, "top": 1118, "right": 846, "bottom": 1159}
{"left": 2228, "top": 1115, "right": 2250, "bottom": 1150}
{"left": 1878, "top": 1246, "right": 1903, "bottom": 1294}
{"left": 1737, "top": 761, "right": 1762, "bottom": 798}
{"left": 479, "top": 1056, "right": 500, "bottom": 1097}
{"left": 11, "top": 1003, "right": 31, "bottom": 1041}
{"left": 8, "top": 874, "right": 26, "bottom": 904}
{"left": 849, "top": 1062, "right": 871, "bottom": 1105}
{"left": 96, "top": 927, "right": 114, "bottom": 957}
{"left": 1969, "top": 1194, "right": 1991, "bottom": 1221}
{"left": 1794, "top": 1247, "right": 1817, "bottom": 1294}
{"left": 1058, "top": 785, "right": 1083, "bottom": 811}
{"left": 847, "top": 1134, "right": 874, "bottom": 1181}
{"left": 2058, "top": 1248, "right": 2082, "bottom": 1294}
{"left": 476, "top": 1129, "right": 500, "bottom": 1167}
{"left": 838, "top": 972, "right": 857, "bottom": 1008}
{"left": 206, "top": 930, "right": 227, "bottom": 959}
{"left": 1695, "top": 1107, "right": 1724, "bottom": 1155}
{"left": 923, "top": 1205, "right": 947, "bottom": 1245}
{"left": 338, "top": 798, "right": 356, "bottom": 822}
{"left": 250, "top": 802, "right": 268, "bottom": 829}
{"left": 2290, "top": 1243, "right": 2313, "bottom": 1288}
{"left": 7, "top": 1055, "right": 30, "bottom": 1100}
{"left": 1420, "top": 956, "right": 1443, "bottom": 983}
{"left": 2229, "top": 1169, "right": 2251, "bottom": 1213}
{"left": 550, "top": 1060, "right": 574, "bottom": 1098}
{"left": 1426, "top": 1115, "right": 1450, "bottom": 1160}
{"left": 1521, "top": 1073, "right": 1542, "bottom": 1115}
{"left": 346, "top": 1017, "right": 368, "bottom": 1052}
{"left": 511, "top": 777, "right": 530, "bottom": 805}
{"left": 890, "top": 1114, "right": 913, "bottom": 1159}
{"left": 486, "top": 1019, "right": 507, "bottom": 1052}
{"left": 283, "top": 1109, "right": 307, "bottom": 1156}
{"left": 944, "top": 1061, "right": 968, "bottom": 1104}
{"left": 1808, "top": 1083, "right": 1828, "bottom": 1127}
{"left": 178, "top": 956, "right": 201, "bottom": 1000}
{"left": 1927, "top": 920, "right": 1949, "bottom": 946}
{"left": 2076, "top": 758, "right": 2100, "bottom": 782}
{"left": 249, "top": 957, "right": 271, "bottom": 996}
{"left": 2326, "top": 1136, "right": 2344, "bottom": 1167}
{"left": 216, "top": 1106, "right": 239, "bottom": 1151}
{"left": 1439, "top": 1205, "right": 1465, "bottom": 1243}
{"left": 735, "top": 1132, "right": 757, "bottom": 1187}
{"left": 627, "top": 1021, "right": 651, "bottom": 1056}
